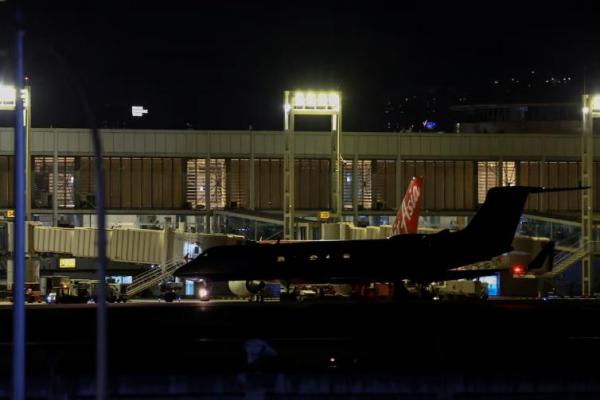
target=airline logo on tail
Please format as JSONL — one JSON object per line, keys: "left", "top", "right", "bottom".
{"left": 392, "top": 177, "right": 423, "bottom": 235}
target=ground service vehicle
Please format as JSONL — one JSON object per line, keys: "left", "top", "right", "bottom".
{"left": 43, "top": 276, "right": 90, "bottom": 304}
{"left": 158, "top": 281, "right": 183, "bottom": 302}
{"left": 8, "top": 283, "right": 43, "bottom": 303}
{"left": 431, "top": 280, "right": 489, "bottom": 300}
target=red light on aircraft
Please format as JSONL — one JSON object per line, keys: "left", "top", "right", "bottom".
{"left": 511, "top": 264, "right": 524, "bottom": 276}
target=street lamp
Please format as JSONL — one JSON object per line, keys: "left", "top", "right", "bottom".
{"left": 581, "top": 94, "right": 600, "bottom": 297}
{"left": 283, "top": 90, "right": 342, "bottom": 240}
{"left": 0, "top": 84, "right": 32, "bottom": 221}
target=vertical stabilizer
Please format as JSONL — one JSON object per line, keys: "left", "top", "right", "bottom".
{"left": 392, "top": 177, "right": 423, "bottom": 235}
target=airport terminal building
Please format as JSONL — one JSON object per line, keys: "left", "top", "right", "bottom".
{"left": 0, "top": 128, "right": 589, "bottom": 221}
{"left": 0, "top": 121, "right": 598, "bottom": 295}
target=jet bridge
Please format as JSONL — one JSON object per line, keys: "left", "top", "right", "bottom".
{"left": 28, "top": 225, "right": 243, "bottom": 264}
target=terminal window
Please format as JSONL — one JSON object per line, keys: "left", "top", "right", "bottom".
{"left": 477, "top": 161, "right": 515, "bottom": 204}
{"left": 228, "top": 159, "right": 250, "bottom": 209}
{"left": 186, "top": 158, "right": 226, "bottom": 209}
{"left": 33, "top": 157, "right": 76, "bottom": 208}
{"left": 342, "top": 160, "right": 372, "bottom": 210}
{"left": 0, "top": 156, "right": 13, "bottom": 208}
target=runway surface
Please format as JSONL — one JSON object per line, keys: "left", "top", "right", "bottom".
{"left": 1, "top": 299, "right": 600, "bottom": 398}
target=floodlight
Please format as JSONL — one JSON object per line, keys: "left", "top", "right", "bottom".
{"left": 328, "top": 92, "right": 340, "bottom": 109}
{"left": 317, "top": 93, "right": 328, "bottom": 107}
{"left": 306, "top": 91, "right": 317, "bottom": 107}
{"left": 0, "top": 85, "right": 15, "bottom": 101}
{"left": 591, "top": 95, "right": 600, "bottom": 113}
{"left": 0, "top": 84, "right": 29, "bottom": 110}
{"left": 287, "top": 90, "right": 340, "bottom": 111}
{"left": 0, "top": 85, "right": 16, "bottom": 109}
{"left": 293, "top": 92, "right": 305, "bottom": 107}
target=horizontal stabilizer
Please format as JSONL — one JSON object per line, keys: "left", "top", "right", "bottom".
{"left": 437, "top": 268, "right": 507, "bottom": 281}
{"left": 526, "top": 240, "right": 555, "bottom": 272}
{"left": 524, "top": 186, "right": 589, "bottom": 194}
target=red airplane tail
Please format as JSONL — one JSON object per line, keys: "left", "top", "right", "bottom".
{"left": 392, "top": 177, "right": 423, "bottom": 235}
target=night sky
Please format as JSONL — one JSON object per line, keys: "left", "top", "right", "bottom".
{"left": 1, "top": 1, "right": 599, "bottom": 131}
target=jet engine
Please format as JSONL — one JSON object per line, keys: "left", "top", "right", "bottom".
{"left": 228, "top": 280, "right": 266, "bottom": 298}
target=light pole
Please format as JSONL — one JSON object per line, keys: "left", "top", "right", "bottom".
{"left": 25, "top": 86, "right": 31, "bottom": 222}
{"left": 581, "top": 94, "right": 600, "bottom": 297}
{"left": 0, "top": 84, "right": 31, "bottom": 221}
{"left": 1, "top": 82, "right": 30, "bottom": 400}
{"left": 283, "top": 90, "right": 341, "bottom": 240}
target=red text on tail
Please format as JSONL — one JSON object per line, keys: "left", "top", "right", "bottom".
{"left": 392, "top": 177, "right": 422, "bottom": 235}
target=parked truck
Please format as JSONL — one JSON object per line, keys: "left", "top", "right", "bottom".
{"left": 42, "top": 276, "right": 90, "bottom": 304}
{"left": 90, "top": 280, "right": 128, "bottom": 303}
{"left": 431, "top": 280, "right": 489, "bottom": 300}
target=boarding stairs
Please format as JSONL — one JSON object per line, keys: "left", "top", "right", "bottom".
{"left": 542, "top": 240, "right": 600, "bottom": 278}
{"left": 125, "top": 257, "right": 188, "bottom": 298}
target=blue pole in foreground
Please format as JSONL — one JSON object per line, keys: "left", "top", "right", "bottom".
{"left": 12, "top": 18, "right": 26, "bottom": 400}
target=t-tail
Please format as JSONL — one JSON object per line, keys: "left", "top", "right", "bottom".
{"left": 460, "top": 186, "right": 586, "bottom": 258}
{"left": 392, "top": 176, "right": 423, "bottom": 235}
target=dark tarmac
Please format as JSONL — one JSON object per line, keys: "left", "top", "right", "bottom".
{"left": 1, "top": 299, "right": 600, "bottom": 399}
